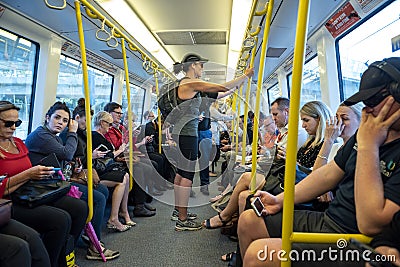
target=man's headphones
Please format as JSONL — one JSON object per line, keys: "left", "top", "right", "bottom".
{"left": 370, "top": 59, "right": 400, "bottom": 102}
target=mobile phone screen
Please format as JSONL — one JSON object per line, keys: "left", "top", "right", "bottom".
{"left": 251, "top": 197, "right": 265, "bottom": 217}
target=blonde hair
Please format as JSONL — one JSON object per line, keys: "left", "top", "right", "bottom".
{"left": 93, "top": 111, "right": 113, "bottom": 127}
{"left": 300, "top": 101, "right": 333, "bottom": 148}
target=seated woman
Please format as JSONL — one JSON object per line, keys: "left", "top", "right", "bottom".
{"left": 0, "top": 218, "right": 50, "bottom": 267}
{"left": 91, "top": 111, "right": 135, "bottom": 231}
{"left": 204, "top": 100, "right": 333, "bottom": 230}
{"left": 59, "top": 99, "right": 120, "bottom": 260}
{"left": 0, "top": 100, "right": 88, "bottom": 267}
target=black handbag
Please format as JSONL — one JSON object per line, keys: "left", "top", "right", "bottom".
{"left": 11, "top": 179, "right": 71, "bottom": 208}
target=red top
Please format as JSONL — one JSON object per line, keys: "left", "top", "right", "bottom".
{"left": 0, "top": 137, "right": 32, "bottom": 197}
{"left": 0, "top": 137, "right": 32, "bottom": 177}
{"left": 104, "top": 125, "right": 123, "bottom": 150}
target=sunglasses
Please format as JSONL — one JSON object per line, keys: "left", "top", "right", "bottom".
{"left": 195, "top": 62, "right": 204, "bottom": 68}
{"left": 363, "top": 89, "right": 390, "bottom": 108}
{"left": 101, "top": 120, "right": 113, "bottom": 127}
{"left": 112, "top": 111, "right": 123, "bottom": 116}
{"left": 0, "top": 118, "right": 22, "bottom": 128}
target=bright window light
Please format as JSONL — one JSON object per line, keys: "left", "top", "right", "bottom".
{"left": 96, "top": 0, "right": 174, "bottom": 69}
{"left": 227, "top": 0, "right": 253, "bottom": 81}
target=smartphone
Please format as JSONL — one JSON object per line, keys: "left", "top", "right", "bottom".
{"left": 0, "top": 175, "right": 7, "bottom": 182}
{"left": 251, "top": 197, "right": 265, "bottom": 217}
{"left": 349, "top": 238, "right": 397, "bottom": 267}
{"left": 97, "top": 144, "right": 109, "bottom": 152}
{"left": 53, "top": 168, "right": 61, "bottom": 171}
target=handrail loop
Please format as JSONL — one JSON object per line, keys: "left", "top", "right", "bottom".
{"left": 249, "top": 26, "right": 261, "bottom": 37}
{"left": 45, "top": 0, "right": 66, "bottom": 10}
{"left": 254, "top": 2, "right": 269, "bottom": 16}
{"left": 243, "top": 35, "right": 256, "bottom": 51}
{"left": 95, "top": 19, "right": 111, "bottom": 42}
{"left": 128, "top": 43, "right": 138, "bottom": 51}
{"left": 106, "top": 27, "right": 118, "bottom": 48}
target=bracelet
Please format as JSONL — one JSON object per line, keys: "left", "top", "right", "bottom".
{"left": 317, "top": 155, "right": 328, "bottom": 160}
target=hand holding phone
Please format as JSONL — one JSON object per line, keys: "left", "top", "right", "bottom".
{"left": 251, "top": 197, "right": 266, "bottom": 217}
{"left": 97, "top": 144, "right": 109, "bottom": 152}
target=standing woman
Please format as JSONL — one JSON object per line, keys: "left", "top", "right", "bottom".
{"left": 170, "top": 53, "right": 254, "bottom": 231}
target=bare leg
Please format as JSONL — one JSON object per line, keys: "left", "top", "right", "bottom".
{"left": 118, "top": 174, "right": 133, "bottom": 223}
{"left": 243, "top": 238, "right": 282, "bottom": 267}
{"left": 174, "top": 173, "right": 192, "bottom": 220}
{"left": 205, "top": 172, "right": 265, "bottom": 227}
{"left": 101, "top": 179, "right": 127, "bottom": 230}
{"left": 238, "top": 190, "right": 252, "bottom": 214}
{"left": 238, "top": 209, "right": 270, "bottom": 260}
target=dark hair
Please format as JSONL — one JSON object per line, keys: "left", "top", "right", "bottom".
{"left": 0, "top": 101, "right": 20, "bottom": 112}
{"left": 104, "top": 102, "right": 122, "bottom": 113}
{"left": 73, "top": 98, "right": 94, "bottom": 118}
{"left": 271, "top": 97, "right": 290, "bottom": 110}
{"left": 45, "top": 102, "right": 71, "bottom": 124}
{"left": 173, "top": 54, "right": 208, "bottom": 75}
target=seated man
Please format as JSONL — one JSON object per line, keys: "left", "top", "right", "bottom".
{"left": 240, "top": 57, "right": 400, "bottom": 267}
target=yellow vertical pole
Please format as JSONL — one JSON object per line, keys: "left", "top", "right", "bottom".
{"left": 74, "top": 0, "right": 93, "bottom": 223}
{"left": 120, "top": 38, "right": 134, "bottom": 191}
{"left": 241, "top": 39, "right": 258, "bottom": 165}
{"left": 249, "top": 0, "right": 274, "bottom": 193}
{"left": 281, "top": 0, "right": 310, "bottom": 266}
{"left": 154, "top": 75, "right": 162, "bottom": 153}
{"left": 235, "top": 85, "right": 243, "bottom": 155}
{"left": 230, "top": 94, "right": 237, "bottom": 145}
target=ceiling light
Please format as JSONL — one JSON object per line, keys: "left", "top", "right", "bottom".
{"left": 95, "top": 0, "right": 174, "bottom": 69}
{"left": 226, "top": 0, "right": 253, "bottom": 81}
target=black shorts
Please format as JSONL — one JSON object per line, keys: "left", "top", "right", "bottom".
{"left": 263, "top": 211, "right": 364, "bottom": 267}
{"left": 172, "top": 135, "right": 198, "bottom": 181}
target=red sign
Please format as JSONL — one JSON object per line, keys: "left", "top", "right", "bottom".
{"left": 325, "top": 2, "right": 361, "bottom": 39}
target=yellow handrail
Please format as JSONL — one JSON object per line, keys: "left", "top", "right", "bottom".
{"left": 74, "top": 0, "right": 93, "bottom": 223}
{"left": 154, "top": 73, "right": 163, "bottom": 154}
{"left": 241, "top": 37, "right": 258, "bottom": 165}
{"left": 120, "top": 38, "right": 134, "bottom": 191}
{"left": 249, "top": 0, "right": 274, "bottom": 193}
{"left": 280, "top": 1, "right": 310, "bottom": 265}
{"left": 78, "top": 0, "right": 173, "bottom": 79}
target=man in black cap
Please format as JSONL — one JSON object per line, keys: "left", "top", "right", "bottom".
{"left": 237, "top": 57, "right": 400, "bottom": 266}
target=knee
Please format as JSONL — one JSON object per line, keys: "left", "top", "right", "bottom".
{"left": 244, "top": 239, "right": 269, "bottom": 267}
{"left": 238, "top": 190, "right": 249, "bottom": 205}
{"left": 238, "top": 209, "right": 258, "bottom": 236}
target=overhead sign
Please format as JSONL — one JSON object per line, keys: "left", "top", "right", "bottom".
{"left": 392, "top": 34, "right": 400, "bottom": 53}
{"left": 325, "top": 2, "right": 361, "bottom": 39}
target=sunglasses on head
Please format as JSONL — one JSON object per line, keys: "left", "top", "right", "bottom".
{"left": 0, "top": 118, "right": 22, "bottom": 128}
{"left": 362, "top": 89, "right": 391, "bottom": 108}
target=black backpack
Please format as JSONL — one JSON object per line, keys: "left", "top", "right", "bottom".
{"left": 157, "top": 77, "right": 189, "bottom": 123}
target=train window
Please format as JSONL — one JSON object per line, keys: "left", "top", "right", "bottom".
{"left": 121, "top": 83, "right": 145, "bottom": 123}
{"left": 56, "top": 55, "right": 114, "bottom": 113}
{"left": 287, "top": 55, "right": 321, "bottom": 108}
{"left": 267, "top": 83, "right": 280, "bottom": 106}
{"left": 0, "top": 28, "right": 38, "bottom": 139}
{"left": 338, "top": 0, "right": 400, "bottom": 100}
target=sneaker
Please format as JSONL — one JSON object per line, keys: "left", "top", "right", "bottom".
{"left": 175, "top": 219, "right": 202, "bottom": 231}
{"left": 86, "top": 247, "right": 120, "bottom": 261}
{"left": 170, "top": 209, "right": 198, "bottom": 221}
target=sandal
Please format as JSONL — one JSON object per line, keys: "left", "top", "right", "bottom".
{"left": 106, "top": 222, "right": 130, "bottom": 232}
{"left": 203, "top": 212, "right": 232, "bottom": 229}
{"left": 221, "top": 251, "right": 236, "bottom": 262}
{"left": 209, "top": 193, "right": 223, "bottom": 203}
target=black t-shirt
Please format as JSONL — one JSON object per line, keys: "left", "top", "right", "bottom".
{"left": 198, "top": 92, "right": 218, "bottom": 131}
{"left": 326, "top": 135, "right": 400, "bottom": 233}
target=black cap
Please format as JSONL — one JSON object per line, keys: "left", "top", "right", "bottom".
{"left": 182, "top": 53, "right": 208, "bottom": 63}
{"left": 344, "top": 57, "right": 400, "bottom": 106}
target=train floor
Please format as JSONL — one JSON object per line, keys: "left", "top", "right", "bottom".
{"left": 75, "top": 165, "right": 236, "bottom": 267}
